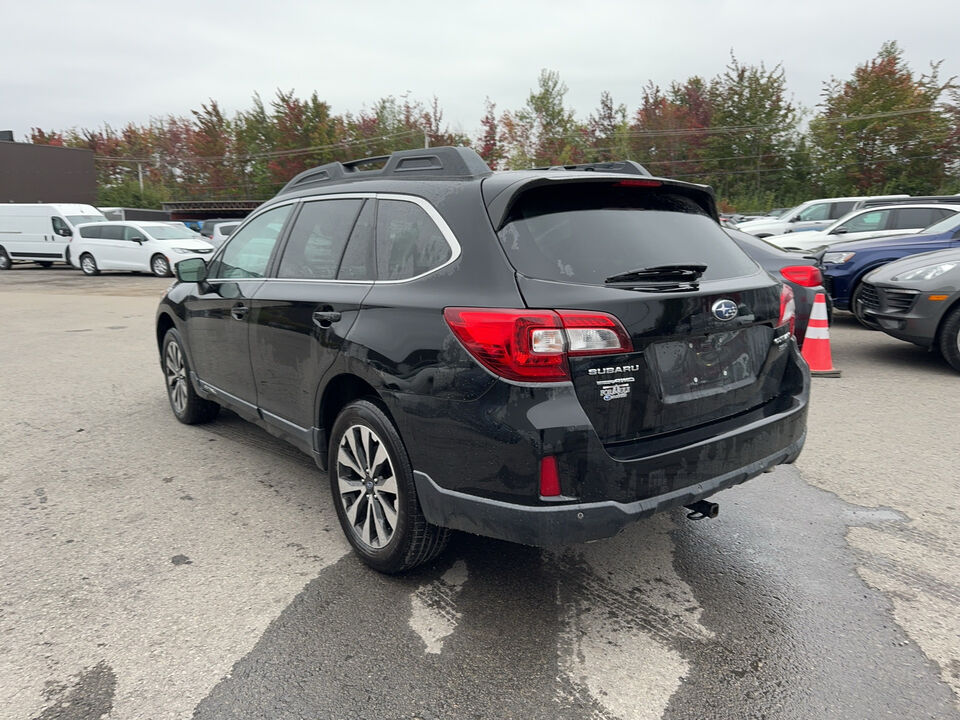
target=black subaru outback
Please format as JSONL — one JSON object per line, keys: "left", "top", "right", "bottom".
{"left": 156, "top": 147, "right": 808, "bottom": 573}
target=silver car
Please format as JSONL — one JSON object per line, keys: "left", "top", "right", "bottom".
{"left": 861, "top": 248, "right": 960, "bottom": 372}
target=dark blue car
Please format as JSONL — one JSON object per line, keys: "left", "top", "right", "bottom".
{"left": 819, "top": 212, "right": 960, "bottom": 327}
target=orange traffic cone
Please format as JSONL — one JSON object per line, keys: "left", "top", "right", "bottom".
{"left": 801, "top": 292, "right": 841, "bottom": 377}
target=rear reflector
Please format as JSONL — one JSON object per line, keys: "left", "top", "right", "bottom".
{"left": 443, "top": 308, "right": 632, "bottom": 382}
{"left": 780, "top": 265, "right": 822, "bottom": 287}
{"left": 539, "top": 456, "right": 561, "bottom": 497}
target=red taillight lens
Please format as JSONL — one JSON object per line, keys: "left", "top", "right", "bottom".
{"left": 778, "top": 285, "right": 796, "bottom": 336}
{"left": 539, "top": 456, "right": 561, "bottom": 497}
{"left": 780, "top": 265, "right": 822, "bottom": 287}
{"left": 443, "top": 308, "right": 632, "bottom": 382}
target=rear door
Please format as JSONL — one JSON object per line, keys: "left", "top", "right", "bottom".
{"left": 248, "top": 197, "right": 375, "bottom": 437}
{"left": 95, "top": 225, "right": 126, "bottom": 268}
{"left": 495, "top": 181, "right": 788, "bottom": 445}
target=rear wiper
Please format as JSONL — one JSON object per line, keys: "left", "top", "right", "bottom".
{"left": 604, "top": 264, "right": 707, "bottom": 285}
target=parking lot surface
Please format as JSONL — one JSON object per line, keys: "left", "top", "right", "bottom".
{"left": 1, "top": 267, "right": 958, "bottom": 719}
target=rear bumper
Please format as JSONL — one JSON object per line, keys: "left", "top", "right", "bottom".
{"left": 414, "top": 391, "right": 808, "bottom": 547}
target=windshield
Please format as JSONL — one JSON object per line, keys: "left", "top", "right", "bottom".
{"left": 919, "top": 212, "right": 960, "bottom": 235}
{"left": 498, "top": 185, "right": 757, "bottom": 284}
{"left": 145, "top": 226, "right": 203, "bottom": 240}
{"left": 67, "top": 214, "right": 106, "bottom": 226}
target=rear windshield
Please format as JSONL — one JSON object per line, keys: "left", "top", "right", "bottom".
{"left": 497, "top": 185, "right": 758, "bottom": 285}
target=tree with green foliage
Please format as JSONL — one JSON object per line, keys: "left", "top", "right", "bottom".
{"left": 809, "top": 41, "right": 956, "bottom": 196}
{"left": 501, "top": 69, "right": 584, "bottom": 167}
{"left": 702, "top": 55, "right": 800, "bottom": 208}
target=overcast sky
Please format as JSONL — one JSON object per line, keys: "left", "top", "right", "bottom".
{"left": 2, "top": 0, "right": 956, "bottom": 143}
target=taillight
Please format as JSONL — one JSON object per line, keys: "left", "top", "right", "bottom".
{"left": 778, "top": 285, "right": 796, "bottom": 336}
{"left": 614, "top": 179, "right": 662, "bottom": 188}
{"left": 443, "top": 308, "right": 632, "bottom": 382}
{"left": 780, "top": 265, "right": 822, "bottom": 287}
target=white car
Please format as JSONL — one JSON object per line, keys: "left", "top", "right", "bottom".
{"left": 734, "top": 195, "right": 909, "bottom": 237}
{"left": 209, "top": 221, "right": 241, "bottom": 248}
{"left": 764, "top": 204, "right": 960, "bottom": 253}
{"left": 71, "top": 221, "right": 215, "bottom": 276}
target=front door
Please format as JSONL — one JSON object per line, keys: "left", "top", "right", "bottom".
{"left": 183, "top": 204, "right": 295, "bottom": 416}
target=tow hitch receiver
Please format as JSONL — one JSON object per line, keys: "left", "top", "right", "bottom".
{"left": 685, "top": 500, "right": 719, "bottom": 520}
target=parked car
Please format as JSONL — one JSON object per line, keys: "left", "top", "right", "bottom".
{"left": 71, "top": 221, "right": 214, "bottom": 276}
{"left": 155, "top": 147, "right": 809, "bottom": 573}
{"left": 765, "top": 204, "right": 960, "bottom": 252}
{"left": 725, "top": 229, "right": 827, "bottom": 347}
{"left": 858, "top": 248, "right": 960, "bottom": 371}
{"left": 0, "top": 203, "right": 106, "bottom": 269}
{"left": 735, "top": 195, "right": 909, "bottom": 238}
{"left": 199, "top": 218, "right": 240, "bottom": 240}
{"left": 209, "top": 221, "right": 240, "bottom": 248}
{"left": 816, "top": 212, "right": 960, "bottom": 327}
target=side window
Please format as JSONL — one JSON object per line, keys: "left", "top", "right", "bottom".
{"left": 830, "top": 201, "right": 855, "bottom": 220}
{"left": 79, "top": 225, "right": 101, "bottom": 239}
{"left": 277, "top": 199, "right": 362, "bottom": 279}
{"left": 376, "top": 200, "right": 452, "bottom": 281}
{"left": 123, "top": 226, "right": 143, "bottom": 241}
{"left": 209, "top": 205, "right": 292, "bottom": 279}
{"left": 796, "top": 203, "right": 830, "bottom": 222}
{"left": 100, "top": 225, "right": 124, "bottom": 241}
{"left": 338, "top": 200, "right": 377, "bottom": 281}
{"left": 51, "top": 217, "right": 70, "bottom": 235}
{"left": 840, "top": 210, "right": 889, "bottom": 233}
{"left": 896, "top": 208, "right": 940, "bottom": 229}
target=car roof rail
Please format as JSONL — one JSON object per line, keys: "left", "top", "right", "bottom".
{"left": 860, "top": 195, "right": 960, "bottom": 208}
{"left": 278, "top": 146, "right": 493, "bottom": 195}
{"left": 534, "top": 160, "right": 653, "bottom": 177}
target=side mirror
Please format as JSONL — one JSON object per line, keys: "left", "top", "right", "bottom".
{"left": 831, "top": 228, "right": 848, "bottom": 235}
{"left": 55, "top": 226, "right": 72, "bottom": 237}
{"left": 175, "top": 257, "right": 207, "bottom": 283}
{"left": 789, "top": 216, "right": 801, "bottom": 223}
{"left": 131, "top": 236, "right": 145, "bottom": 243}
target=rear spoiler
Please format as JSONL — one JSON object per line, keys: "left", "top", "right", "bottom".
{"left": 482, "top": 174, "right": 720, "bottom": 230}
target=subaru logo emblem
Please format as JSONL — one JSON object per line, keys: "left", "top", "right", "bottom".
{"left": 712, "top": 299, "right": 738, "bottom": 321}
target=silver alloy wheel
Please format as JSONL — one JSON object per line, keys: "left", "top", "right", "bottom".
{"left": 0, "top": 253, "right": 9, "bottom": 269}
{"left": 164, "top": 341, "right": 188, "bottom": 415}
{"left": 336, "top": 424, "right": 399, "bottom": 549}
{"left": 152, "top": 255, "right": 170, "bottom": 276}
{"left": 80, "top": 255, "right": 96, "bottom": 274}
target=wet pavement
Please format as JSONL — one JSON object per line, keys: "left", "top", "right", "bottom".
{"left": 1, "top": 268, "right": 958, "bottom": 719}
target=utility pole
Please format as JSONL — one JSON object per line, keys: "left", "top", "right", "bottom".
{"left": 137, "top": 162, "right": 144, "bottom": 195}
{"left": 424, "top": 128, "right": 430, "bottom": 149}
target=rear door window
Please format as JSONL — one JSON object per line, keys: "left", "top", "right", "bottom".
{"left": 497, "top": 184, "right": 757, "bottom": 284}
{"left": 376, "top": 200, "right": 452, "bottom": 280}
{"left": 338, "top": 200, "right": 377, "bottom": 281}
{"left": 277, "top": 199, "right": 363, "bottom": 279}
{"left": 895, "top": 207, "right": 944, "bottom": 229}
{"left": 100, "top": 226, "right": 124, "bottom": 241}
{"left": 829, "top": 201, "right": 856, "bottom": 219}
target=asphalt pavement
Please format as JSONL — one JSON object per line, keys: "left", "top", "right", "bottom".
{"left": 1, "top": 266, "right": 957, "bottom": 720}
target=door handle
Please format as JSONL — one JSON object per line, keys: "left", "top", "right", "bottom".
{"left": 312, "top": 311, "right": 341, "bottom": 328}
{"left": 231, "top": 303, "right": 249, "bottom": 320}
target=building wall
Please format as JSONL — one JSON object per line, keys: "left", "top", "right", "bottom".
{"left": 0, "top": 142, "right": 97, "bottom": 204}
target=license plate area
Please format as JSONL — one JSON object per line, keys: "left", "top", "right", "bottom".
{"left": 652, "top": 327, "right": 770, "bottom": 403}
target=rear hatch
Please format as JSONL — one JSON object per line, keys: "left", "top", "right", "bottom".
{"left": 490, "top": 179, "right": 791, "bottom": 446}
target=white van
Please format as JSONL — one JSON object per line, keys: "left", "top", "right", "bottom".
{"left": 0, "top": 203, "right": 107, "bottom": 269}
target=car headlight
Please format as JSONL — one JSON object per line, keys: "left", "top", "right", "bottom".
{"left": 822, "top": 251, "right": 856, "bottom": 264}
{"left": 892, "top": 262, "right": 958, "bottom": 282}
{"left": 171, "top": 248, "right": 196, "bottom": 255}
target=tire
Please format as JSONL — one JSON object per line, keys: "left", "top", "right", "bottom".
{"left": 161, "top": 328, "right": 220, "bottom": 424}
{"left": 36, "top": 261, "right": 54, "bottom": 268}
{"left": 80, "top": 253, "right": 100, "bottom": 276}
{"left": 0, "top": 247, "right": 10, "bottom": 270}
{"left": 329, "top": 399, "right": 449, "bottom": 574}
{"left": 151, "top": 254, "right": 171, "bottom": 277}
{"left": 938, "top": 306, "right": 960, "bottom": 373}
{"left": 851, "top": 282, "right": 880, "bottom": 330}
